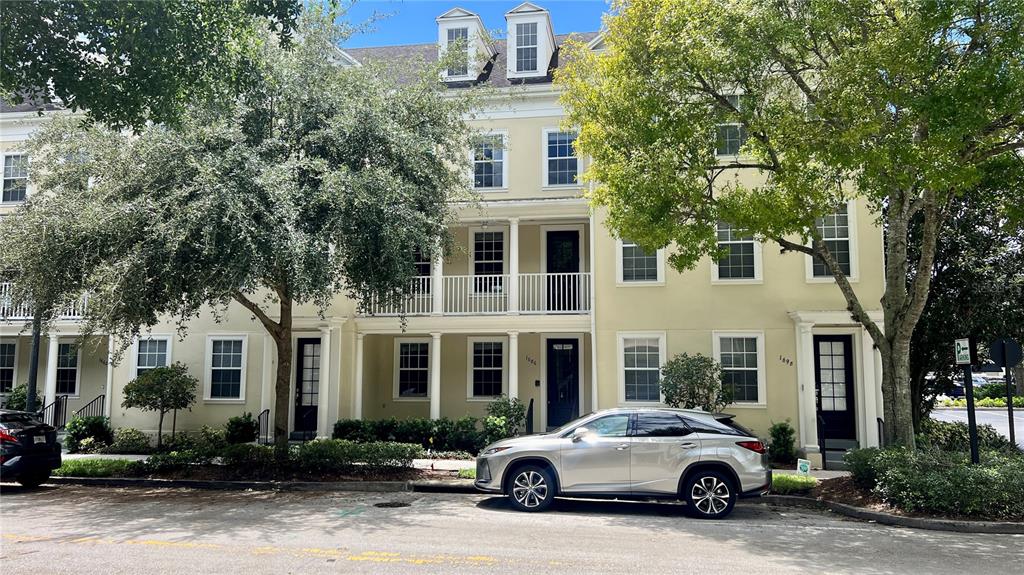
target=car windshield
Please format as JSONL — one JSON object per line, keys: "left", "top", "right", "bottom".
{"left": 550, "top": 413, "right": 596, "bottom": 436}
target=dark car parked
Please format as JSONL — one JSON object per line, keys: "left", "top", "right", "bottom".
{"left": 0, "top": 409, "right": 62, "bottom": 487}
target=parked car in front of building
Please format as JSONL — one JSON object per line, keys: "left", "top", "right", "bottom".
{"left": 0, "top": 409, "right": 62, "bottom": 487}
{"left": 474, "top": 407, "right": 771, "bottom": 519}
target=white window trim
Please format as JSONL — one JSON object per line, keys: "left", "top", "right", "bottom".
{"left": 466, "top": 335, "right": 509, "bottom": 401}
{"left": 469, "top": 225, "right": 509, "bottom": 294}
{"left": 203, "top": 334, "right": 248, "bottom": 403}
{"left": 511, "top": 21, "right": 540, "bottom": 75}
{"left": 0, "top": 339, "right": 19, "bottom": 396}
{"left": 469, "top": 130, "right": 509, "bottom": 192}
{"left": 712, "top": 330, "right": 767, "bottom": 408}
{"left": 130, "top": 334, "right": 173, "bottom": 379}
{"left": 541, "top": 127, "right": 581, "bottom": 189}
{"left": 712, "top": 228, "right": 763, "bottom": 285}
{"left": 615, "top": 238, "right": 665, "bottom": 286}
{"left": 1, "top": 152, "right": 29, "bottom": 205}
{"left": 393, "top": 337, "right": 431, "bottom": 402}
{"left": 713, "top": 92, "right": 749, "bottom": 160}
{"left": 617, "top": 331, "right": 667, "bottom": 406}
{"left": 805, "top": 199, "right": 859, "bottom": 283}
{"left": 55, "top": 340, "right": 82, "bottom": 398}
{"left": 440, "top": 25, "right": 474, "bottom": 81}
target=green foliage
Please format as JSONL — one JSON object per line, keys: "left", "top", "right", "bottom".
{"left": 771, "top": 474, "right": 817, "bottom": 495}
{"left": 423, "top": 450, "right": 475, "bottom": 461}
{"left": 64, "top": 415, "right": 113, "bottom": 453}
{"left": 457, "top": 468, "right": 476, "bottom": 480}
{"left": 938, "top": 397, "right": 1024, "bottom": 408}
{"left": 844, "top": 448, "right": 883, "bottom": 489}
{"left": 0, "top": 0, "right": 302, "bottom": 129}
{"left": 220, "top": 443, "right": 276, "bottom": 471}
{"left": 53, "top": 458, "right": 133, "bottom": 478}
{"left": 102, "top": 427, "right": 152, "bottom": 454}
{"left": 483, "top": 395, "right": 526, "bottom": 444}
{"left": 2, "top": 383, "right": 35, "bottom": 412}
{"left": 225, "top": 413, "right": 259, "bottom": 444}
{"left": 333, "top": 417, "right": 486, "bottom": 454}
{"left": 292, "top": 440, "right": 423, "bottom": 473}
{"left": 121, "top": 364, "right": 197, "bottom": 447}
{"left": 659, "top": 353, "right": 729, "bottom": 413}
{"left": 974, "top": 382, "right": 1021, "bottom": 401}
{"left": 916, "top": 419, "right": 1018, "bottom": 454}
{"left": 767, "top": 420, "right": 797, "bottom": 465}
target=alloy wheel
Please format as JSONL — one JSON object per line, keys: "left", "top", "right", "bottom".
{"left": 511, "top": 470, "right": 549, "bottom": 509}
{"left": 690, "top": 475, "right": 730, "bottom": 516}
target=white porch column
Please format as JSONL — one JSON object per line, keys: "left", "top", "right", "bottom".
{"left": 260, "top": 334, "right": 274, "bottom": 416}
{"left": 429, "top": 332, "right": 442, "bottom": 419}
{"left": 508, "top": 217, "right": 519, "bottom": 314}
{"left": 507, "top": 330, "right": 519, "bottom": 400}
{"left": 317, "top": 327, "right": 332, "bottom": 438}
{"left": 353, "top": 332, "right": 365, "bottom": 420}
{"left": 860, "top": 328, "right": 880, "bottom": 448}
{"left": 43, "top": 335, "right": 59, "bottom": 407}
{"left": 103, "top": 336, "right": 115, "bottom": 417}
{"left": 431, "top": 251, "right": 444, "bottom": 316}
{"left": 795, "top": 322, "right": 819, "bottom": 457}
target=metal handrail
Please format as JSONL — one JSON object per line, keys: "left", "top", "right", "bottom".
{"left": 42, "top": 395, "right": 69, "bottom": 429}
{"left": 256, "top": 408, "right": 271, "bottom": 445}
{"left": 75, "top": 394, "right": 106, "bottom": 419}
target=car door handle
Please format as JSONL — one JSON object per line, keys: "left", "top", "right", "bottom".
{"left": 679, "top": 442, "right": 698, "bottom": 449}
{"left": 614, "top": 443, "right": 630, "bottom": 450}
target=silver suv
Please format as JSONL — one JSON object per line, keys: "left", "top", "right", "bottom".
{"left": 474, "top": 407, "right": 771, "bottom": 518}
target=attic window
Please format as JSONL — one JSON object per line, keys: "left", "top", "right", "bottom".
{"left": 516, "top": 22, "right": 538, "bottom": 72}
{"left": 447, "top": 27, "right": 469, "bottom": 77}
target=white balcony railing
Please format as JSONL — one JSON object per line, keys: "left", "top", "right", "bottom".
{"left": 360, "top": 273, "right": 591, "bottom": 317}
{"left": 0, "top": 283, "right": 88, "bottom": 321}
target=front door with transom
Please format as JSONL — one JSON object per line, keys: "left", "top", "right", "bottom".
{"left": 294, "top": 338, "right": 321, "bottom": 438}
{"left": 546, "top": 338, "right": 579, "bottom": 430}
{"left": 814, "top": 335, "right": 857, "bottom": 469}
{"left": 546, "top": 230, "right": 580, "bottom": 312}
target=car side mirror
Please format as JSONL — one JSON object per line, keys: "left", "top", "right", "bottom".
{"left": 571, "top": 427, "right": 590, "bottom": 442}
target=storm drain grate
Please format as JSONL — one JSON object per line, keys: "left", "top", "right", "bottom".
{"left": 374, "top": 501, "right": 411, "bottom": 508}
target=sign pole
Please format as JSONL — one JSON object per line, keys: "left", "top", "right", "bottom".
{"left": 990, "top": 337, "right": 1022, "bottom": 450}
{"left": 955, "top": 338, "right": 979, "bottom": 464}
{"left": 1002, "top": 340, "right": 1016, "bottom": 447}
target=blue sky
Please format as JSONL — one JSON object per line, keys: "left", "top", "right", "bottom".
{"left": 341, "top": 1, "right": 611, "bottom": 48}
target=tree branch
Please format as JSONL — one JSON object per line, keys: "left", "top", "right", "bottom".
{"left": 814, "top": 235, "right": 888, "bottom": 352}
{"left": 232, "top": 290, "right": 281, "bottom": 337}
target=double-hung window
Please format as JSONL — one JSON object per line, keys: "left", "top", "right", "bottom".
{"left": 472, "top": 134, "right": 505, "bottom": 189}
{"left": 620, "top": 334, "right": 665, "bottom": 403}
{"left": 812, "top": 205, "right": 852, "bottom": 277}
{"left": 56, "top": 343, "right": 79, "bottom": 396}
{"left": 469, "top": 338, "right": 505, "bottom": 398}
{"left": 714, "top": 333, "right": 764, "bottom": 404}
{"left": 395, "top": 339, "right": 430, "bottom": 399}
{"left": 619, "top": 240, "right": 661, "bottom": 283}
{"left": 0, "top": 342, "right": 15, "bottom": 393}
{"left": 446, "top": 27, "right": 469, "bottom": 77}
{"left": 412, "top": 247, "right": 432, "bottom": 294}
{"left": 135, "top": 337, "right": 170, "bottom": 378}
{"left": 545, "top": 130, "right": 578, "bottom": 186}
{"left": 473, "top": 230, "right": 505, "bottom": 293}
{"left": 715, "top": 222, "right": 758, "bottom": 280}
{"left": 516, "top": 22, "right": 538, "bottom": 72}
{"left": 715, "top": 95, "right": 747, "bottom": 156}
{"left": 2, "top": 154, "right": 28, "bottom": 203}
{"left": 208, "top": 337, "right": 245, "bottom": 400}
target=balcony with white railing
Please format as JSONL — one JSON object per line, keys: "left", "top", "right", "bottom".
{"left": 0, "top": 283, "right": 88, "bottom": 321}
{"left": 361, "top": 272, "right": 592, "bottom": 317}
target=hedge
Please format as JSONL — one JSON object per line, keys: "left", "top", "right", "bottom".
{"left": 333, "top": 417, "right": 487, "bottom": 454}
{"left": 916, "top": 419, "right": 1018, "bottom": 454}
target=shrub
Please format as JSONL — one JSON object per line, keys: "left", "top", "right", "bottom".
{"left": 449, "top": 416, "right": 485, "bottom": 453}
{"left": 393, "top": 417, "right": 435, "bottom": 446}
{"left": 771, "top": 474, "right": 818, "bottom": 495}
{"left": 225, "top": 413, "right": 259, "bottom": 444}
{"left": 484, "top": 396, "right": 526, "bottom": 443}
{"left": 76, "top": 437, "right": 105, "bottom": 454}
{"left": 333, "top": 419, "right": 373, "bottom": 442}
{"left": 2, "top": 383, "right": 37, "bottom": 411}
{"left": 64, "top": 415, "right": 114, "bottom": 453}
{"left": 974, "top": 382, "right": 1021, "bottom": 400}
{"left": 767, "top": 420, "right": 797, "bottom": 465}
{"left": 659, "top": 353, "right": 730, "bottom": 412}
{"left": 844, "top": 447, "right": 882, "bottom": 488}
{"left": 422, "top": 450, "right": 475, "bottom": 460}
{"left": 140, "top": 449, "right": 211, "bottom": 473}
{"left": 220, "top": 443, "right": 276, "bottom": 470}
{"left": 121, "top": 363, "right": 198, "bottom": 448}
{"left": 54, "top": 458, "right": 133, "bottom": 478}
{"left": 293, "top": 439, "right": 361, "bottom": 473}
{"left": 332, "top": 417, "right": 485, "bottom": 453}
{"left": 103, "top": 427, "right": 152, "bottom": 454}
{"left": 917, "top": 419, "right": 1017, "bottom": 453}
{"left": 457, "top": 468, "right": 476, "bottom": 480}
{"left": 356, "top": 441, "right": 423, "bottom": 469}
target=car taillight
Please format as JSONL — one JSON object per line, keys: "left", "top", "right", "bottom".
{"left": 736, "top": 440, "right": 766, "bottom": 454}
{"left": 0, "top": 430, "right": 19, "bottom": 445}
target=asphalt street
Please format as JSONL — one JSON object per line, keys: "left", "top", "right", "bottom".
{"left": 931, "top": 408, "right": 1024, "bottom": 449}
{"left": 2, "top": 485, "right": 1021, "bottom": 574}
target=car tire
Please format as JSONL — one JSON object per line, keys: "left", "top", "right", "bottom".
{"left": 683, "top": 470, "right": 736, "bottom": 519}
{"left": 506, "top": 465, "right": 556, "bottom": 512}
{"left": 17, "top": 470, "right": 50, "bottom": 489}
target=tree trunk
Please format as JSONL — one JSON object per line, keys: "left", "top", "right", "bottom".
{"left": 272, "top": 295, "right": 293, "bottom": 456}
{"left": 879, "top": 338, "right": 917, "bottom": 448}
{"left": 157, "top": 410, "right": 165, "bottom": 448}
{"left": 1013, "top": 366, "right": 1024, "bottom": 397}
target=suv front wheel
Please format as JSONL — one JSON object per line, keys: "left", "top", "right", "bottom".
{"left": 684, "top": 470, "right": 736, "bottom": 519}
{"left": 506, "top": 465, "right": 556, "bottom": 512}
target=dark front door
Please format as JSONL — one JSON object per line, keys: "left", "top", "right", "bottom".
{"left": 294, "top": 338, "right": 321, "bottom": 436}
{"left": 546, "top": 230, "right": 580, "bottom": 312}
{"left": 814, "top": 335, "right": 857, "bottom": 469}
{"left": 546, "top": 338, "right": 580, "bottom": 429}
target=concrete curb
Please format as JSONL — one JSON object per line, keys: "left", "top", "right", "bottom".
{"left": 49, "top": 476, "right": 410, "bottom": 493}
{"left": 759, "top": 495, "right": 1024, "bottom": 534}
{"left": 409, "top": 479, "right": 477, "bottom": 493}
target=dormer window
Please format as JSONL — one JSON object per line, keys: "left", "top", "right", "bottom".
{"left": 516, "top": 23, "right": 538, "bottom": 72}
{"left": 446, "top": 27, "right": 469, "bottom": 77}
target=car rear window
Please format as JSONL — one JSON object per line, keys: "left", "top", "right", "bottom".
{"left": 682, "top": 414, "right": 752, "bottom": 437}
{"left": 0, "top": 413, "right": 40, "bottom": 429}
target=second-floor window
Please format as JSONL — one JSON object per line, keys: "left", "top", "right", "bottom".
{"left": 813, "top": 205, "right": 852, "bottom": 277}
{"left": 2, "top": 154, "right": 28, "bottom": 203}
{"left": 715, "top": 222, "right": 757, "bottom": 280}
{"left": 56, "top": 343, "right": 79, "bottom": 396}
{"left": 412, "top": 247, "right": 432, "bottom": 294}
{"left": 516, "top": 22, "right": 538, "bottom": 72}
{"left": 473, "top": 230, "right": 505, "bottom": 293}
{"left": 545, "top": 131, "right": 578, "bottom": 186}
{"left": 620, "top": 240, "right": 660, "bottom": 283}
{"left": 473, "top": 134, "right": 505, "bottom": 189}
{"left": 715, "top": 95, "right": 747, "bottom": 156}
{"left": 446, "top": 27, "right": 469, "bottom": 77}
{"left": 0, "top": 342, "right": 14, "bottom": 393}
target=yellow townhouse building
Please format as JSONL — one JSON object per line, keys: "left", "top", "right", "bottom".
{"left": 0, "top": 3, "right": 886, "bottom": 469}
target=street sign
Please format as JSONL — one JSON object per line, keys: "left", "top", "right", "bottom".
{"left": 954, "top": 338, "right": 972, "bottom": 365}
{"left": 796, "top": 459, "right": 811, "bottom": 476}
{"left": 990, "top": 338, "right": 1022, "bottom": 369}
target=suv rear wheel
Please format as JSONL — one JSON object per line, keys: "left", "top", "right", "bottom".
{"left": 506, "top": 465, "right": 555, "bottom": 512}
{"left": 684, "top": 470, "right": 736, "bottom": 519}
{"left": 17, "top": 470, "right": 50, "bottom": 489}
